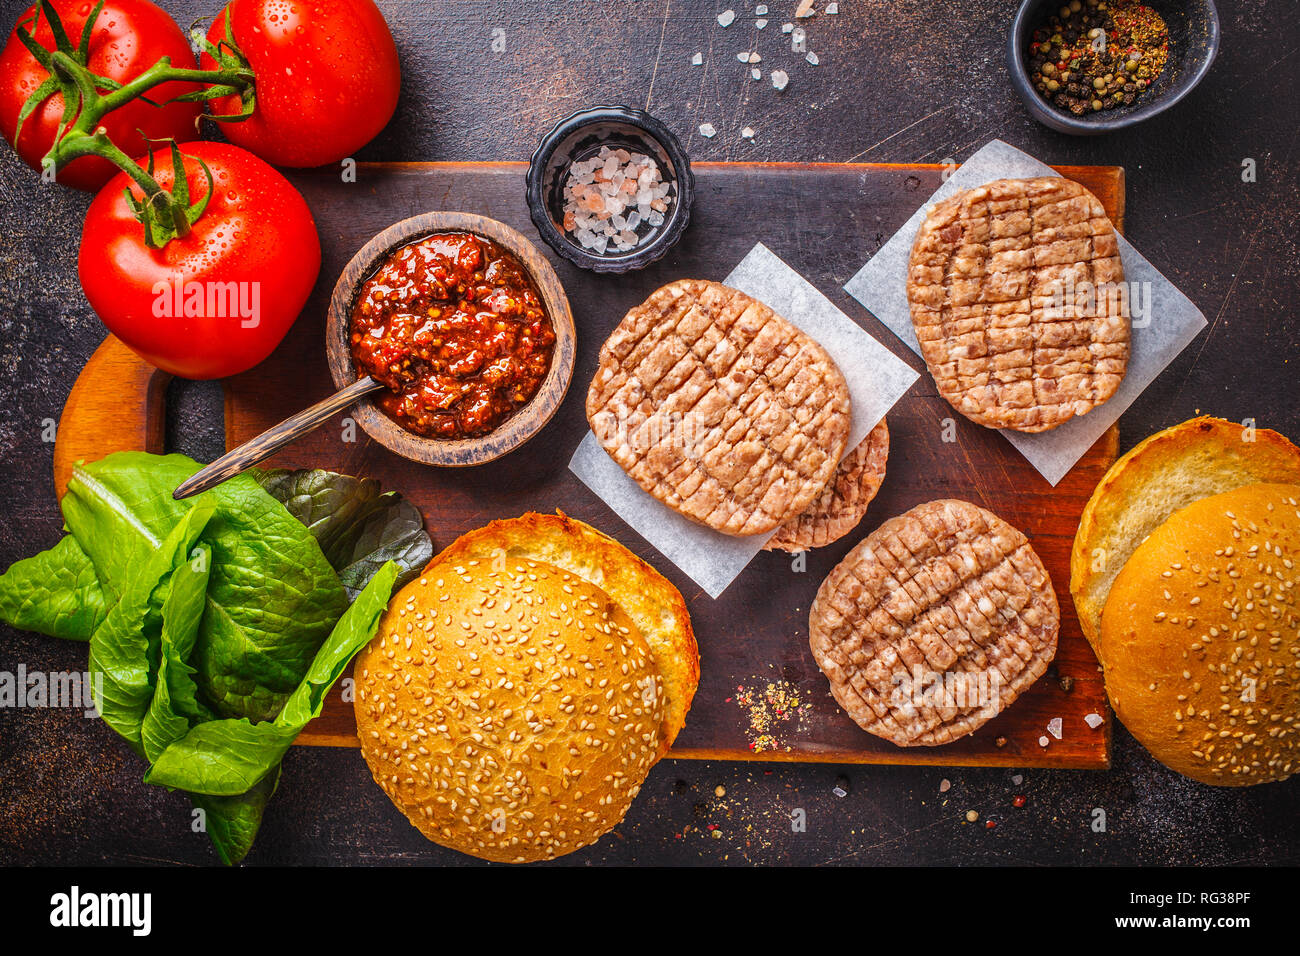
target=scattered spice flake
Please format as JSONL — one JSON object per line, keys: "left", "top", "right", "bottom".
{"left": 698, "top": 123, "right": 717, "bottom": 138}
{"left": 771, "top": 69, "right": 789, "bottom": 90}
{"left": 1047, "top": 717, "right": 1063, "bottom": 740}
{"left": 985, "top": 819, "right": 997, "bottom": 830}
{"left": 965, "top": 809, "right": 979, "bottom": 822}
{"left": 1013, "top": 795, "right": 1027, "bottom": 808}
{"left": 994, "top": 736, "right": 1008, "bottom": 748}
{"left": 939, "top": 778, "right": 951, "bottom": 793}
{"left": 1084, "top": 712, "right": 1104, "bottom": 729}
{"left": 691, "top": 52, "right": 703, "bottom": 65}
{"left": 717, "top": 9, "right": 736, "bottom": 26}
{"left": 806, "top": 51, "right": 820, "bottom": 65}
{"left": 795, "top": 0, "right": 816, "bottom": 17}
{"left": 733, "top": 680, "right": 810, "bottom": 753}
{"left": 714, "top": 785, "right": 726, "bottom": 798}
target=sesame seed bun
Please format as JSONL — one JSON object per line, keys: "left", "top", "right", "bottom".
{"left": 420, "top": 511, "right": 698, "bottom": 757}
{"left": 1071, "top": 417, "right": 1300, "bottom": 652}
{"left": 1099, "top": 483, "right": 1300, "bottom": 786}
{"left": 354, "top": 513, "right": 698, "bottom": 862}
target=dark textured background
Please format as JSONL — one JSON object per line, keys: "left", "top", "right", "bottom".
{"left": 1, "top": 0, "right": 1297, "bottom": 866}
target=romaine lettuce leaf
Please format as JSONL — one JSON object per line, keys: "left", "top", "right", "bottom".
{"left": 64, "top": 452, "right": 348, "bottom": 722}
{"left": 253, "top": 468, "right": 433, "bottom": 600}
{"left": 141, "top": 542, "right": 214, "bottom": 763}
{"left": 145, "top": 561, "right": 399, "bottom": 796}
{"left": 0, "top": 535, "right": 106, "bottom": 641}
{"left": 190, "top": 769, "right": 280, "bottom": 866}
{"left": 1, "top": 451, "right": 417, "bottom": 865}
{"left": 87, "top": 502, "right": 216, "bottom": 753}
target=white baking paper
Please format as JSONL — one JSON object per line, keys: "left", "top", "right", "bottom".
{"left": 569, "top": 242, "right": 919, "bottom": 598}
{"left": 843, "top": 138, "right": 1208, "bottom": 486}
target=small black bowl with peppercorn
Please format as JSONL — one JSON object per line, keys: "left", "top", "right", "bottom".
{"left": 1008, "top": 0, "right": 1219, "bottom": 135}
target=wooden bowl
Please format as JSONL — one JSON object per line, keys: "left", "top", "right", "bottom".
{"left": 325, "top": 212, "right": 575, "bottom": 466}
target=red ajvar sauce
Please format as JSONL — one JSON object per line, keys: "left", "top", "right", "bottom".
{"left": 349, "top": 232, "right": 555, "bottom": 439}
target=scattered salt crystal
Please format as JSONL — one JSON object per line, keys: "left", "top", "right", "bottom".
{"left": 795, "top": 0, "right": 816, "bottom": 17}
{"left": 771, "top": 69, "right": 789, "bottom": 90}
{"left": 781, "top": 22, "right": 794, "bottom": 33}
{"left": 741, "top": 126, "right": 755, "bottom": 139}
{"left": 1084, "top": 712, "right": 1103, "bottom": 729}
{"left": 751, "top": 68, "right": 761, "bottom": 80}
{"left": 691, "top": 52, "right": 703, "bottom": 65}
{"left": 755, "top": 3, "right": 767, "bottom": 13}
{"left": 806, "top": 51, "right": 820, "bottom": 65}
{"left": 1011, "top": 774, "right": 1023, "bottom": 786}
{"left": 1038, "top": 735, "right": 1050, "bottom": 748}
{"left": 755, "top": 18, "right": 767, "bottom": 29}
{"left": 717, "top": 9, "right": 735, "bottom": 26}
{"left": 1047, "top": 717, "right": 1063, "bottom": 740}
{"left": 698, "top": 123, "right": 717, "bottom": 138}
{"left": 826, "top": 1, "right": 838, "bottom": 12}
{"left": 939, "top": 778, "right": 951, "bottom": 793}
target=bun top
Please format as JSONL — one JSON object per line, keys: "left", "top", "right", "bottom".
{"left": 355, "top": 552, "right": 665, "bottom": 863}
{"left": 1100, "top": 482, "right": 1300, "bottom": 786}
{"left": 420, "top": 511, "right": 698, "bottom": 758}
{"left": 1071, "top": 415, "right": 1300, "bottom": 651}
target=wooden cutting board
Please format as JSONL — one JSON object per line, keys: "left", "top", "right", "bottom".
{"left": 55, "top": 161, "right": 1123, "bottom": 769}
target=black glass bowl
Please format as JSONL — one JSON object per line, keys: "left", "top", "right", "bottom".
{"left": 526, "top": 106, "right": 694, "bottom": 274}
{"left": 1008, "top": 0, "right": 1219, "bottom": 135}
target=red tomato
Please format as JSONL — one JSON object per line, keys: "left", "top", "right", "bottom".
{"left": 0, "top": 0, "right": 201, "bottom": 191}
{"left": 202, "top": 0, "right": 400, "bottom": 168}
{"left": 79, "top": 141, "right": 321, "bottom": 379}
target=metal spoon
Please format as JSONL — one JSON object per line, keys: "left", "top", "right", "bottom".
{"left": 173, "top": 376, "right": 385, "bottom": 499}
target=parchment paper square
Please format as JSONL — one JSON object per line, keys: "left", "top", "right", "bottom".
{"left": 570, "top": 242, "right": 919, "bottom": 598}
{"left": 843, "top": 139, "right": 1208, "bottom": 486}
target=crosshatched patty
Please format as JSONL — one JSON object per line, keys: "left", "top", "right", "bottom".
{"left": 765, "top": 417, "right": 889, "bottom": 552}
{"left": 809, "top": 499, "right": 1059, "bottom": 747}
{"left": 907, "top": 177, "right": 1130, "bottom": 433}
{"left": 587, "top": 279, "right": 852, "bottom": 536}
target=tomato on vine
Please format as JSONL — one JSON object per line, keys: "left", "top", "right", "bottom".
{"left": 0, "top": 0, "right": 203, "bottom": 191}
{"left": 202, "top": 0, "right": 400, "bottom": 168}
{"left": 78, "top": 141, "right": 321, "bottom": 379}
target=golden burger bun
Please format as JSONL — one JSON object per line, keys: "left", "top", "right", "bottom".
{"left": 354, "top": 513, "right": 698, "bottom": 862}
{"left": 1071, "top": 416, "right": 1300, "bottom": 651}
{"left": 1100, "top": 483, "right": 1300, "bottom": 786}
{"left": 421, "top": 511, "right": 698, "bottom": 756}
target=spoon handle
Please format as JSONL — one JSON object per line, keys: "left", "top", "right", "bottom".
{"left": 173, "top": 376, "right": 385, "bottom": 500}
